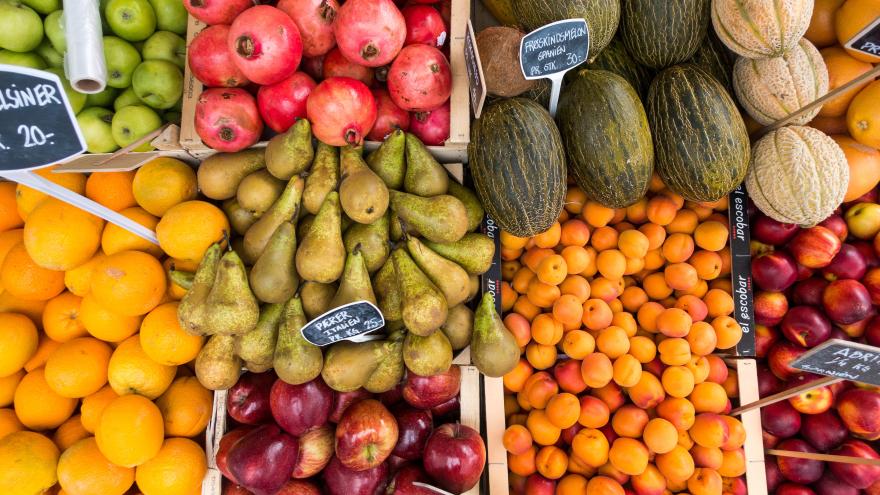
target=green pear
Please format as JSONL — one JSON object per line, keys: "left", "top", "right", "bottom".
{"left": 296, "top": 191, "right": 345, "bottom": 283}
{"left": 250, "top": 221, "right": 298, "bottom": 304}
{"left": 265, "top": 119, "right": 314, "bottom": 180}
{"left": 392, "top": 248, "right": 447, "bottom": 336}
{"left": 303, "top": 143, "right": 339, "bottom": 215}
{"left": 235, "top": 302, "right": 283, "bottom": 368}
{"left": 237, "top": 169, "right": 286, "bottom": 215}
{"left": 301, "top": 281, "right": 338, "bottom": 319}
{"left": 177, "top": 242, "right": 221, "bottom": 336}
{"left": 424, "top": 233, "right": 496, "bottom": 275}
{"left": 274, "top": 296, "right": 323, "bottom": 384}
{"left": 471, "top": 292, "right": 519, "bottom": 377}
{"left": 446, "top": 181, "right": 485, "bottom": 232}
{"left": 197, "top": 148, "right": 266, "bottom": 200}
{"left": 404, "top": 133, "right": 448, "bottom": 196}
{"left": 222, "top": 199, "right": 259, "bottom": 235}
{"left": 373, "top": 257, "right": 402, "bottom": 322}
{"left": 338, "top": 146, "right": 389, "bottom": 224}
{"left": 364, "top": 331, "right": 405, "bottom": 393}
{"left": 328, "top": 246, "right": 376, "bottom": 309}
{"left": 403, "top": 330, "right": 452, "bottom": 377}
{"left": 195, "top": 335, "right": 242, "bottom": 390}
{"left": 389, "top": 191, "right": 468, "bottom": 243}
{"left": 406, "top": 236, "right": 470, "bottom": 307}
{"left": 321, "top": 340, "right": 383, "bottom": 392}
{"left": 343, "top": 211, "right": 390, "bottom": 274}
{"left": 242, "top": 176, "right": 304, "bottom": 263}
{"left": 204, "top": 250, "right": 260, "bottom": 336}
{"left": 366, "top": 129, "right": 405, "bottom": 189}
{"left": 442, "top": 304, "right": 474, "bottom": 351}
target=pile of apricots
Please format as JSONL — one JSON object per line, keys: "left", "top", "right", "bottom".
{"left": 499, "top": 176, "right": 748, "bottom": 495}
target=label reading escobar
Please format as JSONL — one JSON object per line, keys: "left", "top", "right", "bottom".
{"left": 300, "top": 301, "right": 385, "bottom": 346}
{"left": 792, "top": 339, "right": 880, "bottom": 387}
{"left": 728, "top": 185, "right": 756, "bottom": 357}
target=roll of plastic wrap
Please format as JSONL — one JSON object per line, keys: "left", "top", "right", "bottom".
{"left": 62, "top": 0, "right": 107, "bottom": 93}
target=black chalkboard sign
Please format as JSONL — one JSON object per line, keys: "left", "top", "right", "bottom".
{"left": 792, "top": 339, "right": 880, "bottom": 387}
{"left": 464, "top": 20, "right": 487, "bottom": 119}
{"left": 519, "top": 19, "right": 589, "bottom": 81}
{"left": 845, "top": 17, "right": 880, "bottom": 59}
{"left": 728, "top": 184, "right": 756, "bottom": 357}
{"left": 481, "top": 214, "right": 502, "bottom": 315}
{"left": 300, "top": 301, "right": 385, "bottom": 346}
{"left": 0, "top": 65, "right": 86, "bottom": 171}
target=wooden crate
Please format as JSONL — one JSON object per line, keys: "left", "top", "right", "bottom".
{"left": 180, "top": 0, "right": 471, "bottom": 163}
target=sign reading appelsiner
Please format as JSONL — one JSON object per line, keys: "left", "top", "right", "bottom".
{"left": 0, "top": 65, "right": 85, "bottom": 171}
{"left": 791, "top": 339, "right": 880, "bottom": 387}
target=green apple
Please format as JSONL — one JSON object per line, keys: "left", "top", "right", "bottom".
{"left": 131, "top": 59, "right": 182, "bottom": 110}
{"left": 141, "top": 31, "right": 185, "bottom": 68}
{"left": 845, "top": 202, "right": 880, "bottom": 239}
{"left": 35, "top": 38, "right": 63, "bottom": 68}
{"left": 113, "top": 86, "right": 142, "bottom": 110}
{"left": 44, "top": 10, "right": 66, "bottom": 53}
{"left": 77, "top": 107, "right": 119, "bottom": 153}
{"left": 0, "top": 49, "right": 46, "bottom": 68}
{"left": 148, "top": 0, "right": 186, "bottom": 35}
{"left": 103, "top": 36, "right": 142, "bottom": 88}
{"left": 85, "top": 86, "right": 119, "bottom": 107}
{"left": 111, "top": 104, "right": 161, "bottom": 151}
{"left": 105, "top": 0, "right": 156, "bottom": 42}
{"left": 21, "top": 0, "right": 59, "bottom": 15}
{"left": 0, "top": 0, "right": 43, "bottom": 53}
{"left": 45, "top": 67, "right": 87, "bottom": 114}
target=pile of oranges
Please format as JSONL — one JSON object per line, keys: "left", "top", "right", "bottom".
{"left": 0, "top": 158, "right": 230, "bottom": 495}
{"left": 499, "top": 176, "right": 747, "bottom": 495}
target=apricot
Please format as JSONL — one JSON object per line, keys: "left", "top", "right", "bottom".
{"left": 656, "top": 397, "right": 696, "bottom": 430}
{"left": 720, "top": 416, "right": 746, "bottom": 450}
{"left": 665, "top": 263, "right": 699, "bottom": 291}
{"left": 639, "top": 223, "right": 666, "bottom": 250}
{"left": 561, "top": 246, "right": 592, "bottom": 276}
{"left": 722, "top": 370, "right": 739, "bottom": 398}
{"left": 705, "top": 355, "right": 729, "bottom": 384}
{"left": 508, "top": 445, "right": 537, "bottom": 477}
{"left": 643, "top": 272, "right": 674, "bottom": 300}
{"left": 631, "top": 464, "right": 667, "bottom": 495}
{"left": 678, "top": 428, "right": 695, "bottom": 450}
{"left": 591, "top": 226, "right": 620, "bottom": 251}
{"left": 687, "top": 322, "right": 717, "bottom": 356}
{"left": 536, "top": 254, "right": 568, "bottom": 285}
{"left": 572, "top": 428, "right": 610, "bottom": 468}
{"left": 690, "top": 382, "right": 728, "bottom": 414}
{"left": 675, "top": 294, "right": 709, "bottom": 322}
{"left": 662, "top": 366, "right": 696, "bottom": 398}
{"left": 688, "top": 468, "right": 722, "bottom": 495}
{"left": 689, "top": 413, "right": 730, "bottom": 449}
{"left": 546, "top": 392, "right": 580, "bottom": 429}
{"left": 618, "top": 230, "right": 650, "bottom": 259}
{"left": 526, "top": 278, "right": 561, "bottom": 308}
{"left": 718, "top": 448, "right": 746, "bottom": 477}
{"left": 646, "top": 195, "right": 678, "bottom": 226}
{"left": 656, "top": 308, "right": 693, "bottom": 338}
{"left": 592, "top": 382, "right": 626, "bottom": 413}
{"left": 583, "top": 298, "right": 613, "bottom": 330}
{"left": 522, "top": 371, "right": 558, "bottom": 409}
{"left": 527, "top": 409, "right": 562, "bottom": 446}
{"left": 554, "top": 359, "right": 588, "bottom": 394}
{"left": 609, "top": 437, "right": 650, "bottom": 476}
{"left": 643, "top": 418, "right": 678, "bottom": 455}
{"left": 525, "top": 342, "right": 557, "bottom": 370}
{"left": 567, "top": 454, "right": 598, "bottom": 477}
{"left": 513, "top": 295, "right": 541, "bottom": 321}
{"left": 712, "top": 315, "right": 742, "bottom": 349}
{"left": 667, "top": 209, "right": 699, "bottom": 234}
{"left": 597, "top": 249, "right": 627, "bottom": 280}
{"left": 578, "top": 396, "right": 610, "bottom": 429}
{"left": 658, "top": 338, "right": 691, "bottom": 366}
{"left": 534, "top": 222, "right": 561, "bottom": 248}
{"left": 581, "top": 353, "right": 613, "bottom": 388}
{"left": 501, "top": 231, "right": 529, "bottom": 250}
{"left": 694, "top": 221, "right": 728, "bottom": 252}
{"left": 560, "top": 219, "right": 590, "bottom": 246}
{"left": 662, "top": 233, "right": 695, "bottom": 263}
{"left": 636, "top": 301, "right": 665, "bottom": 332}
{"left": 512, "top": 267, "right": 537, "bottom": 294}
{"left": 535, "top": 445, "right": 568, "bottom": 480}
{"left": 628, "top": 371, "right": 665, "bottom": 409}
{"left": 586, "top": 476, "right": 625, "bottom": 495}
{"left": 597, "top": 326, "right": 630, "bottom": 359}
{"left": 655, "top": 445, "right": 695, "bottom": 483}
{"left": 611, "top": 405, "right": 649, "bottom": 438}
{"left": 690, "top": 250, "right": 723, "bottom": 280}
{"left": 503, "top": 424, "right": 533, "bottom": 455}
{"left": 584, "top": 202, "right": 616, "bottom": 228}
{"left": 629, "top": 336, "right": 657, "bottom": 364}
{"left": 611, "top": 312, "right": 637, "bottom": 337}
{"left": 612, "top": 354, "right": 642, "bottom": 387}
{"left": 557, "top": 473, "right": 588, "bottom": 495}
{"left": 703, "top": 289, "right": 734, "bottom": 318}
{"left": 626, "top": 198, "right": 649, "bottom": 224}
{"left": 562, "top": 331, "right": 595, "bottom": 360}
{"left": 620, "top": 286, "right": 649, "bottom": 313}
{"left": 690, "top": 445, "right": 724, "bottom": 469}
{"left": 687, "top": 356, "right": 711, "bottom": 384}
{"left": 644, "top": 249, "right": 666, "bottom": 271}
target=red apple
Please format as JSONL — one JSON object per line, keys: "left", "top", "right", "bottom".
{"left": 753, "top": 213, "right": 800, "bottom": 245}
{"left": 766, "top": 457, "right": 783, "bottom": 492}
{"left": 831, "top": 439, "right": 880, "bottom": 489}
{"left": 386, "top": 464, "right": 436, "bottom": 494}
{"left": 423, "top": 423, "right": 486, "bottom": 493}
{"left": 227, "top": 371, "right": 276, "bottom": 425}
{"left": 387, "top": 454, "right": 409, "bottom": 474}
{"left": 854, "top": 241, "right": 880, "bottom": 267}
{"left": 761, "top": 400, "right": 801, "bottom": 438}
{"left": 270, "top": 376, "right": 334, "bottom": 436}
{"left": 787, "top": 374, "right": 834, "bottom": 414}
{"left": 815, "top": 471, "right": 860, "bottom": 495}
{"left": 864, "top": 268, "right": 880, "bottom": 305}
{"left": 323, "top": 456, "right": 389, "bottom": 495}
{"left": 227, "top": 424, "right": 300, "bottom": 495}
{"left": 823, "top": 244, "right": 868, "bottom": 281}
{"left": 796, "top": 262, "right": 814, "bottom": 281}
{"left": 781, "top": 306, "right": 832, "bottom": 347}
{"left": 217, "top": 427, "right": 253, "bottom": 483}
{"left": 775, "top": 483, "right": 816, "bottom": 495}
{"left": 758, "top": 363, "right": 784, "bottom": 397}
{"left": 763, "top": 429, "right": 781, "bottom": 449}
{"left": 800, "top": 409, "right": 849, "bottom": 452}
{"left": 768, "top": 341, "right": 808, "bottom": 380}
{"left": 403, "top": 365, "right": 461, "bottom": 409}
{"left": 866, "top": 315, "right": 880, "bottom": 346}
{"left": 837, "top": 389, "right": 880, "bottom": 440}
{"left": 391, "top": 404, "right": 433, "bottom": 460}
{"left": 292, "top": 425, "right": 334, "bottom": 479}
{"left": 823, "top": 279, "right": 873, "bottom": 324}
{"left": 755, "top": 291, "right": 789, "bottom": 326}
{"left": 336, "top": 399, "right": 398, "bottom": 470}
{"left": 276, "top": 480, "right": 321, "bottom": 495}
{"left": 223, "top": 484, "right": 254, "bottom": 495}
{"left": 792, "top": 278, "right": 829, "bottom": 306}
{"left": 380, "top": 383, "right": 404, "bottom": 407}
{"left": 430, "top": 394, "right": 460, "bottom": 420}
{"left": 790, "top": 226, "right": 842, "bottom": 268}
{"left": 776, "top": 439, "right": 824, "bottom": 484}
{"left": 755, "top": 324, "right": 780, "bottom": 359}
{"left": 752, "top": 251, "right": 798, "bottom": 291}
{"left": 820, "top": 214, "right": 849, "bottom": 241}
{"left": 329, "top": 388, "right": 371, "bottom": 423}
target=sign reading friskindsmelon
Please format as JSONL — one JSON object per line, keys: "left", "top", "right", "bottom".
{"left": 728, "top": 184, "right": 756, "bottom": 357}
{"left": 300, "top": 301, "right": 385, "bottom": 347}
{"left": 519, "top": 18, "right": 589, "bottom": 117}
{"left": 464, "top": 19, "right": 487, "bottom": 119}
{"left": 0, "top": 65, "right": 86, "bottom": 170}
{"left": 844, "top": 16, "right": 880, "bottom": 59}
{"left": 791, "top": 339, "right": 880, "bottom": 387}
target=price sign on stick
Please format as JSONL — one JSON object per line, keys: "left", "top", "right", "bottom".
{"left": 519, "top": 19, "right": 589, "bottom": 117}
{"left": 464, "top": 19, "right": 487, "bottom": 119}
{"left": 300, "top": 301, "right": 386, "bottom": 346}
{"left": 791, "top": 339, "right": 880, "bottom": 387}
{"left": 845, "top": 16, "right": 880, "bottom": 59}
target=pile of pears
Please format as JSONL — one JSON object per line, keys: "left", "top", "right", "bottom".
{"left": 175, "top": 122, "right": 520, "bottom": 392}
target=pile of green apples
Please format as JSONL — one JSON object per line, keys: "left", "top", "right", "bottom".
{"left": 0, "top": 0, "right": 187, "bottom": 153}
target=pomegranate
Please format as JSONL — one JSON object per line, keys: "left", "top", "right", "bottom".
{"left": 333, "top": 0, "right": 406, "bottom": 67}
{"left": 228, "top": 6, "right": 303, "bottom": 85}
{"left": 387, "top": 44, "right": 451, "bottom": 112}
{"left": 307, "top": 77, "right": 377, "bottom": 146}
{"left": 301, "top": 55, "right": 325, "bottom": 80}
{"left": 188, "top": 25, "right": 250, "bottom": 88}
{"left": 277, "top": 0, "right": 339, "bottom": 58}
{"left": 257, "top": 72, "right": 317, "bottom": 133}
{"left": 323, "top": 48, "right": 375, "bottom": 86}
{"left": 368, "top": 88, "right": 410, "bottom": 141}
{"left": 183, "top": 0, "right": 251, "bottom": 25}
{"left": 409, "top": 100, "right": 449, "bottom": 145}
{"left": 401, "top": 5, "right": 447, "bottom": 47}
{"left": 195, "top": 88, "right": 263, "bottom": 152}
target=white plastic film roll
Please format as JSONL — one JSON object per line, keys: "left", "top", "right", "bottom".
{"left": 62, "top": 0, "right": 107, "bottom": 94}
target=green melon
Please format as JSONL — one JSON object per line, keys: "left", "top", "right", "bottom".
{"left": 584, "top": 38, "right": 655, "bottom": 100}
{"left": 620, "top": 0, "right": 710, "bottom": 69}
{"left": 688, "top": 30, "right": 736, "bottom": 93}
{"left": 510, "top": 0, "right": 620, "bottom": 62}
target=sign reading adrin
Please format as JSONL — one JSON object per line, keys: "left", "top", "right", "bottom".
{"left": 300, "top": 301, "right": 385, "bottom": 346}
{"left": 791, "top": 339, "right": 880, "bottom": 387}
{"left": 519, "top": 19, "right": 589, "bottom": 117}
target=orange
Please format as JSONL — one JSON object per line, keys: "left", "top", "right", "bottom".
{"left": 0, "top": 182, "right": 22, "bottom": 233}
{"left": 0, "top": 371, "right": 23, "bottom": 407}
{"left": 96, "top": 394, "right": 164, "bottom": 467}
{"left": 80, "top": 385, "right": 119, "bottom": 434}
{"left": 63, "top": 252, "right": 105, "bottom": 297}
{"left": 85, "top": 171, "right": 137, "bottom": 212}
{"left": 132, "top": 158, "right": 197, "bottom": 216}
{"left": 135, "top": 437, "right": 207, "bottom": 495}
{"left": 811, "top": 114, "right": 850, "bottom": 134}
{"left": 139, "top": 302, "right": 204, "bottom": 366}
{"left": 13, "top": 368, "right": 77, "bottom": 430}
{"left": 156, "top": 200, "right": 230, "bottom": 262}
{"left": 0, "top": 409, "right": 23, "bottom": 439}
{"left": 155, "top": 376, "right": 212, "bottom": 438}
{"left": 835, "top": 135, "right": 880, "bottom": 202}
{"left": 107, "top": 335, "right": 176, "bottom": 399}
{"left": 0, "top": 431, "right": 60, "bottom": 494}
{"left": 57, "top": 437, "right": 134, "bottom": 495}
{"left": 101, "top": 207, "right": 163, "bottom": 257}
{"left": 848, "top": 80, "right": 880, "bottom": 148}
{"left": 806, "top": 0, "right": 846, "bottom": 47}
{"left": 79, "top": 293, "right": 143, "bottom": 343}
{"left": 0, "top": 229, "right": 23, "bottom": 270}
{"left": 23, "top": 198, "right": 104, "bottom": 271}
{"left": 51, "top": 415, "right": 89, "bottom": 451}
{"left": 44, "top": 337, "right": 112, "bottom": 398}
{"left": 90, "top": 250, "right": 166, "bottom": 316}
{"left": 0, "top": 242, "right": 65, "bottom": 301}
{"left": 0, "top": 313, "right": 38, "bottom": 377}
{"left": 820, "top": 47, "right": 875, "bottom": 117}
{"left": 15, "top": 167, "right": 87, "bottom": 220}
{"left": 23, "top": 334, "right": 60, "bottom": 372}
{"left": 42, "top": 292, "right": 87, "bottom": 342}
{"left": 837, "top": 0, "right": 880, "bottom": 62}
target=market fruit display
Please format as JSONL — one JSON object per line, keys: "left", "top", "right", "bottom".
{"left": 188, "top": 0, "right": 454, "bottom": 151}
{"left": 618, "top": 0, "right": 710, "bottom": 69}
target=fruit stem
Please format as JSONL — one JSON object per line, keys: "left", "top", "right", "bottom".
{"left": 236, "top": 36, "right": 257, "bottom": 59}
{"left": 344, "top": 128, "right": 361, "bottom": 146}
{"left": 361, "top": 43, "right": 379, "bottom": 61}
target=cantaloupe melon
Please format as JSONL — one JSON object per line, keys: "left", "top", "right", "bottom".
{"left": 711, "top": 0, "right": 814, "bottom": 59}
{"left": 746, "top": 126, "right": 849, "bottom": 227}
{"left": 733, "top": 38, "right": 829, "bottom": 125}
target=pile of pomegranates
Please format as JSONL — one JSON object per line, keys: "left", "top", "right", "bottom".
{"left": 186, "top": 0, "right": 453, "bottom": 152}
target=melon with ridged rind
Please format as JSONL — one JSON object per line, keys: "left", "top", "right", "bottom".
{"left": 711, "top": 0, "right": 814, "bottom": 59}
